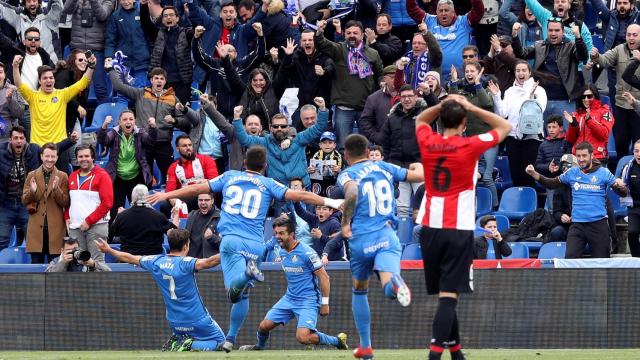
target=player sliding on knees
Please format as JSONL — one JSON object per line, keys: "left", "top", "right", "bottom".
{"left": 238, "top": 215, "right": 349, "bottom": 351}
{"left": 415, "top": 94, "right": 511, "bottom": 360}
{"left": 146, "top": 145, "right": 343, "bottom": 352}
{"left": 95, "top": 229, "right": 225, "bottom": 352}
{"left": 338, "top": 134, "right": 425, "bottom": 360}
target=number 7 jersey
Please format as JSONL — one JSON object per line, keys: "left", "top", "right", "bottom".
{"left": 416, "top": 124, "right": 500, "bottom": 230}
{"left": 337, "top": 160, "right": 408, "bottom": 237}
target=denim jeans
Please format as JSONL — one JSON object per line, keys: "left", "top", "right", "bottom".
{"left": 478, "top": 145, "right": 499, "bottom": 208}
{"left": 544, "top": 100, "right": 575, "bottom": 130}
{"left": 0, "top": 198, "right": 28, "bottom": 251}
{"left": 332, "top": 106, "right": 361, "bottom": 149}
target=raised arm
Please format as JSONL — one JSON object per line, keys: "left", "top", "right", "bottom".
{"left": 146, "top": 182, "right": 212, "bottom": 205}
{"left": 284, "top": 189, "right": 343, "bottom": 209}
{"left": 525, "top": 164, "right": 563, "bottom": 189}
{"left": 195, "top": 254, "right": 221, "bottom": 271}
{"left": 95, "top": 238, "right": 141, "bottom": 265}
{"left": 12, "top": 55, "right": 22, "bottom": 89}
{"left": 467, "top": 0, "right": 485, "bottom": 26}
{"left": 405, "top": 0, "right": 426, "bottom": 23}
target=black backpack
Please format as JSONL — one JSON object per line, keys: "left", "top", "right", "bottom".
{"left": 506, "top": 209, "right": 555, "bottom": 243}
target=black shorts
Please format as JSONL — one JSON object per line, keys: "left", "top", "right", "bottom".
{"left": 419, "top": 227, "right": 474, "bottom": 295}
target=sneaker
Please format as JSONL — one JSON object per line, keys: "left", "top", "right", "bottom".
{"left": 390, "top": 273, "right": 411, "bottom": 307}
{"left": 245, "top": 259, "right": 264, "bottom": 282}
{"left": 353, "top": 346, "right": 374, "bottom": 359}
{"left": 239, "top": 344, "right": 263, "bottom": 351}
{"left": 175, "top": 336, "right": 193, "bottom": 352}
{"left": 227, "top": 287, "right": 244, "bottom": 303}
{"left": 336, "top": 333, "right": 348, "bottom": 350}
{"left": 222, "top": 340, "right": 234, "bottom": 353}
{"left": 161, "top": 334, "right": 180, "bottom": 352}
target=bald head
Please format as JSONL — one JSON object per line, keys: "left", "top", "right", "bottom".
{"left": 627, "top": 24, "right": 640, "bottom": 50}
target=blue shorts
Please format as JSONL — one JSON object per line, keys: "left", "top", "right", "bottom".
{"left": 220, "top": 235, "right": 265, "bottom": 289}
{"left": 170, "top": 315, "right": 225, "bottom": 344}
{"left": 265, "top": 297, "right": 319, "bottom": 331}
{"left": 349, "top": 226, "right": 402, "bottom": 281}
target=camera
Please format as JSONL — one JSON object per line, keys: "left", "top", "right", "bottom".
{"left": 84, "top": 50, "right": 93, "bottom": 59}
{"left": 71, "top": 249, "right": 91, "bottom": 262}
{"left": 80, "top": 8, "right": 93, "bottom": 28}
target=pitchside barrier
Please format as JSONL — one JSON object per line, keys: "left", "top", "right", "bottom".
{"left": 0, "top": 260, "right": 639, "bottom": 350}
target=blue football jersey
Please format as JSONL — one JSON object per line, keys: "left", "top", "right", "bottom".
{"left": 209, "top": 170, "right": 288, "bottom": 241}
{"left": 280, "top": 242, "right": 324, "bottom": 306}
{"left": 139, "top": 255, "right": 209, "bottom": 324}
{"left": 559, "top": 166, "right": 616, "bottom": 223}
{"left": 337, "top": 160, "right": 408, "bottom": 237}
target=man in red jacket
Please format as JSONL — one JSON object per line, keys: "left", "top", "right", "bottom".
{"left": 65, "top": 144, "right": 114, "bottom": 262}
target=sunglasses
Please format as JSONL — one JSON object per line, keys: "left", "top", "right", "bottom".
{"left": 462, "top": 54, "right": 476, "bottom": 59}
{"left": 582, "top": 94, "right": 594, "bottom": 99}
{"left": 25, "top": 37, "right": 40, "bottom": 41}
{"left": 271, "top": 124, "right": 288, "bottom": 129}
{"left": 77, "top": 58, "right": 86, "bottom": 62}
{"left": 548, "top": 16, "right": 563, "bottom": 23}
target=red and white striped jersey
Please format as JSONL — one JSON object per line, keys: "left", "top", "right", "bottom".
{"left": 416, "top": 124, "right": 499, "bottom": 230}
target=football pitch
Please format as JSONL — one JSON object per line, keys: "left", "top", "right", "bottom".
{"left": 0, "top": 349, "right": 639, "bottom": 360}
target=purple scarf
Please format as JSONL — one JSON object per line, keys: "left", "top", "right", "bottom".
{"left": 346, "top": 42, "right": 373, "bottom": 79}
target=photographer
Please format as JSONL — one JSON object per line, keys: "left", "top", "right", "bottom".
{"left": 45, "top": 237, "right": 111, "bottom": 272}
{"left": 473, "top": 215, "right": 512, "bottom": 259}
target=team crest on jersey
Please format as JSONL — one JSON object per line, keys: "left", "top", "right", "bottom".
{"left": 51, "top": 96, "right": 59, "bottom": 103}
{"left": 591, "top": 176, "right": 597, "bottom": 183}
{"left": 291, "top": 255, "right": 298, "bottom": 263}
{"left": 478, "top": 133, "right": 494, "bottom": 142}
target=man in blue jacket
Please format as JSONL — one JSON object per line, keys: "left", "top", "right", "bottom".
{"left": 105, "top": 0, "right": 151, "bottom": 88}
{"left": 232, "top": 97, "right": 328, "bottom": 191}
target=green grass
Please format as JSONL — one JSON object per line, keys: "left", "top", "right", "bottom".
{"left": 0, "top": 350, "right": 639, "bottom": 360}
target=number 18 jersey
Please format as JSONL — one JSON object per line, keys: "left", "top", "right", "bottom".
{"left": 337, "top": 160, "right": 408, "bottom": 237}
{"left": 416, "top": 125, "right": 500, "bottom": 230}
{"left": 208, "top": 170, "right": 288, "bottom": 241}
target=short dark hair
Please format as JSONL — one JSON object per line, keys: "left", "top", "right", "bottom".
{"left": 175, "top": 134, "right": 191, "bottom": 147}
{"left": 440, "top": 99, "right": 467, "bottom": 129}
{"left": 74, "top": 143, "right": 96, "bottom": 159}
{"left": 238, "top": 0, "right": 254, "bottom": 10}
{"left": 344, "top": 134, "right": 369, "bottom": 159}
{"left": 272, "top": 214, "right": 295, "bottom": 234}
{"left": 63, "top": 237, "right": 79, "bottom": 247}
{"left": 377, "top": 13, "right": 392, "bottom": 25}
{"left": 149, "top": 67, "right": 167, "bottom": 79}
{"left": 464, "top": 60, "right": 482, "bottom": 72}
{"left": 245, "top": 145, "right": 267, "bottom": 172}
{"left": 514, "top": 59, "right": 531, "bottom": 73}
{"left": 41, "top": 142, "right": 58, "bottom": 154}
{"left": 462, "top": 45, "right": 478, "bottom": 54}
{"left": 271, "top": 113, "right": 287, "bottom": 124}
{"left": 369, "top": 144, "right": 383, "bottom": 153}
{"left": 290, "top": 177, "right": 304, "bottom": 185}
{"left": 0, "top": 63, "right": 6, "bottom": 71}
{"left": 161, "top": 6, "right": 178, "bottom": 17}
{"left": 344, "top": 20, "right": 364, "bottom": 32}
{"left": 24, "top": 27, "right": 40, "bottom": 36}
{"left": 546, "top": 114, "right": 563, "bottom": 127}
{"left": 167, "top": 229, "right": 190, "bottom": 251}
{"left": 479, "top": 215, "right": 497, "bottom": 228}
{"left": 10, "top": 125, "right": 26, "bottom": 138}
{"left": 399, "top": 84, "right": 414, "bottom": 93}
{"left": 37, "top": 65, "right": 54, "bottom": 80}
{"left": 575, "top": 141, "right": 594, "bottom": 154}
{"left": 119, "top": 109, "right": 135, "bottom": 120}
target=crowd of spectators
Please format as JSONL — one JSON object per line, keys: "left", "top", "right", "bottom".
{"left": 2, "top": 0, "right": 640, "bottom": 267}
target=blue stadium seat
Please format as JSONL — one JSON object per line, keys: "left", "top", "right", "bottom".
{"left": 474, "top": 214, "right": 510, "bottom": 236}
{"left": 63, "top": 45, "right": 71, "bottom": 59}
{"left": 152, "top": 161, "right": 163, "bottom": 189}
{"left": 494, "top": 156, "right": 513, "bottom": 191}
{"left": 401, "top": 243, "right": 422, "bottom": 260}
{"left": 607, "top": 132, "right": 617, "bottom": 163}
{"left": 476, "top": 186, "right": 492, "bottom": 216}
{"left": 105, "top": 244, "right": 121, "bottom": 263}
{"left": 85, "top": 102, "right": 129, "bottom": 133}
{"left": 190, "top": 100, "right": 201, "bottom": 111}
{"left": 538, "top": 242, "right": 566, "bottom": 259}
{"left": 172, "top": 130, "right": 186, "bottom": 161}
{"left": 519, "top": 241, "right": 543, "bottom": 252}
{"left": 503, "top": 242, "right": 530, "bottom": 259}
{"left": 600, "top": 95, "right": 611, "bottom": 107}
{"left": 264, "top": 217, "right": 274, "bottom": 242}
{"left": 493, "top": 187, "right": 537, "bottom": 221}
{"left": 396, "top": 217, "right": 414, "bottom": 246}
{"left": 0, "top": 246, "right": 30, "bottom": 264}
{"left": 608, "top": 188, "right": 628, "bottom": 219}
{"left": 8, "top": 226, "right": 17, "bottom": 247}
{"left": 615, "top": 155, "right": 634, "bottom": 178}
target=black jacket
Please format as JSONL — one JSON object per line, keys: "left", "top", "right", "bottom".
{"left": 186, "top": 207, "right": 221, "bottom": 258}
{"left": 370, "top": 32, "right": 404, "bottom": 67}
{"left": 553, "top": 185, "right": 572, "bottom": 226}
{"left": 534, "top": 135, "right": 572, "bottom": 177}
{"left": 375, "top": 99, "right": 426, "bottom": 168}
{"left": 0, "top": 33, "right": 54, "bottom": 84}
{"left": 473, "top": 236, "right": 512, "bottom": 259}
{"left": 226, "top": 64, "right": 282, "bottom": 130}
{"left": 54, "top": 68, "right": 89, "bottom": 133}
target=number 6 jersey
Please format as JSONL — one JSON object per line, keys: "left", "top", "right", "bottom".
{"left": 337, "top": 160, "right": 408, "bottom": 237}
{"left": 416, "top": 125, "right": 500, "bottom": 230}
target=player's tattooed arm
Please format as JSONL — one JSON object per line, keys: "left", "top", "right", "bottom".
{"left": 341, "top": 182, "right": 358, "bottom": 238}
{"left": 525, "top": 165, "right": 562, "bottom": 189}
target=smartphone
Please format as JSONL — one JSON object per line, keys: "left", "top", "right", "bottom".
{"left": 85, "top": 50, "right": 93, "bottom": 59}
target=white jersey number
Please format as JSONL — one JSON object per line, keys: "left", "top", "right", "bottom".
{"left": 362, "top": 180, "right": 393, "bottom": 216}
{"left": 224, "top": 185, "right": 261, "bottom": 219}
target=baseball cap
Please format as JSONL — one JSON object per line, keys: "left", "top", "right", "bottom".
{"left": 560, "top": 154, "right": 578, "bottom": 166}
{"left": 383, "top": 65, "right": 397, "bottom": 75}
{"left": 320, "top": 131, "right": 336, "bottom": 142}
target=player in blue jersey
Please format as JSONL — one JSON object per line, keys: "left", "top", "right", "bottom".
{"left": 338, "top": 134, "right": 424, "bottom": 360}
{"left": 238, "top": 215, "right": 349, "bottom": 351}
{"left": 95, "top": 229, "right": 224, "bottom": 352}
{"left": 146, "top": 146, "right": 343, "bottom": 352}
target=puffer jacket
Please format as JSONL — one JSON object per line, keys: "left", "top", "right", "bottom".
{"left": 63, "top": 0, "right": 115, "bottom": 51}
{"left": 374, "top": 99, "right": 426, "bottom": 168}
{"left": 0, "top": 0, "right": 63, "bottom": 62}
{"left": 534, "top": 134, "right": 571, "bottom": 177}
{"left": 97, "top": 124, "right": 157, "bottom": 185}
{"left": 108, "top": 70, "right": 197, "bottom": 142}
{"left": 565, "top": 99, "right": 614, "bottom": 160}
{"left": 104, "top": 3, "right": 150, "bottom": 71}
{"left": 381, "top": 0, "right": 416, "bottom": 27}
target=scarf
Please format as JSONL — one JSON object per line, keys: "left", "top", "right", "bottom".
{"left": 346, "top": 42, "right": 373, "bottom": 79}
{"left": 175, "top": 157, "right": 205, "bottom": 187}
{"left": 621, "top": 158, "right": 635, "bottom": 207}
{"left": 403, "top": 50, "right": 430, "bottom": 89}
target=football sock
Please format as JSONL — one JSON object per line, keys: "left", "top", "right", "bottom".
{"left": 431, "top": 297, "right": 457, "bottom": 353}
{"left": 352, "top": 288, "right": 372, "bottom": 348}
{"left": 383, "top": 280, "right": 397, "bottom": 300}
{"left": 256, "top": 330, "right": 270, "bottom": 349}
{"left": 191, "top": 339, "right": 218, "bottom": 351}
{"left": 227, "top": 296, "right": 249, "bottom": 341}
{"left": 316, "top": 331, "right": 339, "bottom": 347}
{"left": 449, "top": 312, "right": 462, "bottom": 353}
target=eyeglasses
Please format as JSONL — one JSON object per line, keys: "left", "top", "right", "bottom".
{"left": 548, "top": 17, "right": 563, "bottom": 23}
{"left": 271, "top": 124, "right": 288, "bottom": 129}
{"left": 25, "top": 37, "right": 40, "bottom": 41}
{"left": 400, "top": 94, "right": 416, "bottom": 99}
{"left": 582, "top": 94, "right": 594, "bottom": 99}
{"left": 163, "top": 13, "right": 177, "bottom": 18}
{"left": 462, "top": 54, "right": 476, "bottom": 59}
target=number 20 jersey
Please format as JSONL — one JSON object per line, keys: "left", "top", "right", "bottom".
{"left": 208, "top": 170, "right": 288, "bottom": 241}
{"left": 337, "top": 160, "right": 408, "bottom": 237}
{"left": 416, "top": 125, "right": 499, "bottom": 230}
